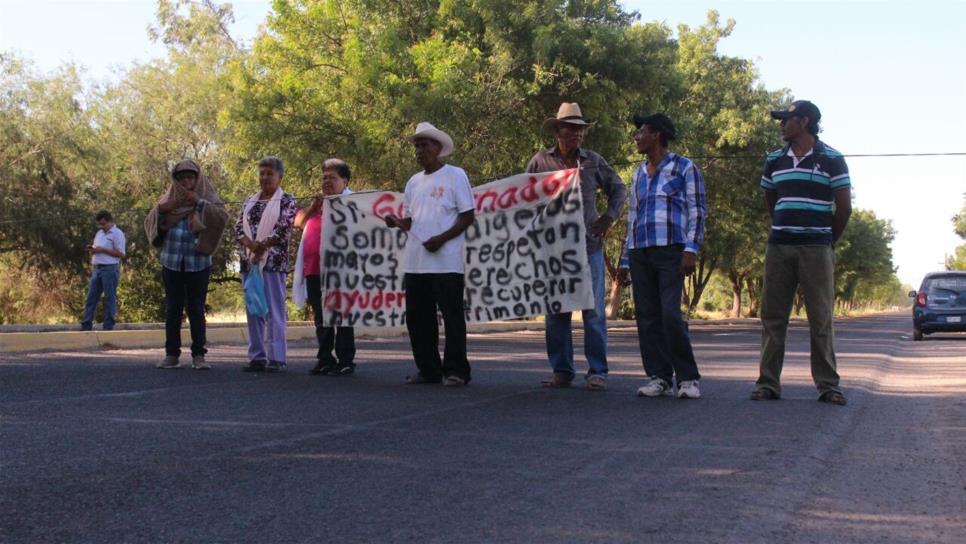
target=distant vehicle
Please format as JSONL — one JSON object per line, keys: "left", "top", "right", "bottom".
{"left": 909, "top": 271, "right": 966, "bottom": 340}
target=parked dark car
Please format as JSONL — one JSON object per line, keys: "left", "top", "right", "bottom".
{"left": 909, "top": 271, "right": 966, "bottom": 340}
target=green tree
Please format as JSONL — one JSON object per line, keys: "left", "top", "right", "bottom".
{"left": 0, "top": 55, "right": 107, "bottom": 322}
{"left": 948, "top": 194, "right": 966, "bottom": 270}
{"left": 946, "top": 246, "right": 966, "bottom": 271}
{"left": 668, "top": 12, "right": 784, "bottom": 316}
{"left": 834, "top": 209, "right": 897, "bottom": 310}
{"left": 91, "top": 0, "right": 248, "bottom": 321}
{"left": 231, "top": 0, "right": 678, "bottom": 190}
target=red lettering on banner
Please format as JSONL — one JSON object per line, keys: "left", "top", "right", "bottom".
{"left": 372, "top": 193, "right": 404, "bottom": 219}
{"left": 541, "top": 170, "right": 570, "bottom": 197}
{"left": 323, "top": 289, "right": 407, "bottom": 316}
{"left": 497, "top": 186, "right": 519, "bottom": 209}
{"left": 475, "top": 189, "right": 500, "bottom": 212}
{"left": 520, "top": 177, "right": 540, "bottom": 202}
{"left": 473, "top": 171, "right": 577, "bottom": 213}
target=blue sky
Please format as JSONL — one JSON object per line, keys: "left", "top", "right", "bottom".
{"left": 2, "top": 0, "right": 964, "bottom": 287}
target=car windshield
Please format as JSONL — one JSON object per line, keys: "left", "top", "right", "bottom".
{"left": 925, "top": 276, "right": 966, "bottom": 293}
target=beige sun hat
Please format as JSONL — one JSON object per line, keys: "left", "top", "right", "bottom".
{"left": 407, "top": 122, "right": 454, "bottom": 157}
{"left": 542, "top": 102, "right": 596, "bottom": 134}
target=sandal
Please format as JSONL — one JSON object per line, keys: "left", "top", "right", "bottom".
{"left": 541, "top": 374, "right": 573, "bottom": 388}
{"left": 818, "top": 391, "right": 848, "bottom": 406}
{"left": 405, "top": 374, "right": 441, "bottom": 385}
{"left": 309, "top": 361, "right": 336, "bottom": 375}
{"left": 443, "top": 376, "right": 467, "bottom": 387}
{"left": 749, "top": 388, "right": 780, "bottom": 401}
{"left": 334, "top": 363, "right": 356, "bottom": 376}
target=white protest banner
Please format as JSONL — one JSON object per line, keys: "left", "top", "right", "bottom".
{"left": 318, "top": 168, "right": 593, "bottom": 327}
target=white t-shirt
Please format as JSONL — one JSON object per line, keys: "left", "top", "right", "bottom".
{"left": 402, "top": 164, "right": 475, "bottom": 273}
{"left": 91, "top": 226, "right": 126, "bottom": 265}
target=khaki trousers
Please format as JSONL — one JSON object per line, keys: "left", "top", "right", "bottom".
{"left": 757, "top": 244, "right": 841, "bottom": 396}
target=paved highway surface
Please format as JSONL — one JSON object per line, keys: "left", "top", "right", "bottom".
{"left": 1, "top": 314, "right": 964, "bottom": 543}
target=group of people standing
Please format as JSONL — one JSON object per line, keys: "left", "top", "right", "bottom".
{"left": 80, "top": 98, "right": 851, "bottom": 405}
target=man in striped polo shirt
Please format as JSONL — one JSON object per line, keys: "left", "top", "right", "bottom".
{"left": 751, "top": 100, "right": 852, "bottom": 406}
{"left": 620, "top": 113, "right": 707, "bottom": 399}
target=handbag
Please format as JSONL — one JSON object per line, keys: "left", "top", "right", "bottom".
{"left": 244, "top": 266, "right": 270, "bottom": 318}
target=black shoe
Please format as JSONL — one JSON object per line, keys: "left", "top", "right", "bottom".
{"left": 265, "top": 360, "right": 285, "bottom": 372}
{"left": 333, "top": 363, "right": 356, "bottom": 376}
{"left": 309, "top": 361, "right": 337, "bottom": 375}
{"left": 818, "top": 390, "right": 847, "bottom": 406}
{"left": 243, "top": 360, "right": 267, "bottom": 372}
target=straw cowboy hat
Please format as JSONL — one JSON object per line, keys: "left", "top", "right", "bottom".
{"left": 407, "top": 122, "right": 454, "bottom": 157}
{"left": 542, "top": 102, "right": 596, "bottom": 134}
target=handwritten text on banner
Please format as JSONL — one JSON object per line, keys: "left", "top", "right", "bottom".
{"left": 319, "top": 169, "right": 593, "bottom": 327}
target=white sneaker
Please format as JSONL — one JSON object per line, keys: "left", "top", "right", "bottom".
{"left": 637, "top": 377, "right": 672, "bottom": 397}
{"left": 677, "top": 380, "right": 701, "bottom": 399}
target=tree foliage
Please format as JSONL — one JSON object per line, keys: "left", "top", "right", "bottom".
{"left": 834, "top": 209, "right": 897, "bottom": 308}
{"left": 0, "top": 1, "right": 907, "bottom": 323}
{"left": 948, "top": 194, "right": 966, "bottom": 270}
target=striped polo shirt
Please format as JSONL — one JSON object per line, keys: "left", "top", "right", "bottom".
{"left": 760, "top": 140, "right": 851, "bottom": 245}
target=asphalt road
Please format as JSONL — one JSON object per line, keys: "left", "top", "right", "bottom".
{"left": 2, "top": 313, "right": 964, "bottom": 543}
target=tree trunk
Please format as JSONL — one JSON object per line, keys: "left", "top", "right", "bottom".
{"left": 746, "top": 277, "right": 761, "bottom": 318}
{"left": 793, "top": 287, "right": 805, "bottom": 315}
{"left": 728, "top": 269, "right": 743, "bottom": 318}
{"left": 685, "top": 254, "right": 717, "bottom": 318}
{"left": 605, "top": 279, "right": 623, "bottom": 320}
{"left": 602, "top": 238, "right": 624, "bottom": 320}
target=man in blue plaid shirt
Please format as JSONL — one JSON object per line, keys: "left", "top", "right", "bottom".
{"left": 619, "top": 113, "right": 707, "bottom": 400}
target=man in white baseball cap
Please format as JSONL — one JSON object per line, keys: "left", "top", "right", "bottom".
{"left": 384, "top": 122, "right": 475, "bottom": 386}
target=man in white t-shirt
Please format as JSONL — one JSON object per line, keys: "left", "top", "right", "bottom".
{"left": 385, "top": 122, "right": 475, "bottom": 386}
{"left": 81, "top": 210, "right": 126, "bottom": 331}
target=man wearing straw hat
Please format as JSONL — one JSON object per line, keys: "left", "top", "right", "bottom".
{"left": 384, "top": 122, "right": 475, "bottom": 387}
{"left": 526, "top": 102, "right": 626, "bottom": 391}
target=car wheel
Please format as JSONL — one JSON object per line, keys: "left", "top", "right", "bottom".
{"left": 913, "top": 327, "right": 923, "bottom": 341}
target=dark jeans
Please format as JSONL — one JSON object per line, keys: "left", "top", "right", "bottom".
{"left": 162, "top": 267, "right": 211, "bottom": 357}
{"left": 306, "top": 274, "right": 356, "bottom": 365}
{"left": 404, "top": 273, "right": 470, "bottom": 381}
{"left": 628, "top": 245, "right": 701, "bottom": 383}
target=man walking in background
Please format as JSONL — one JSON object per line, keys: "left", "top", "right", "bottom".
{"left": 752, "top": 100, "right": 852, "bottom": 406}
{"left": 81, "top": 210, "right": 125, "bottom": 331}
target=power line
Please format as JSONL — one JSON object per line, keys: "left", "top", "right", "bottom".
{"left": 1, "top": 151, "right": 964, "bottom": 226}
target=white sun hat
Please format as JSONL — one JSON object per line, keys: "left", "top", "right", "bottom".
{"left": 407, "top": 122, "right": 455, "bottom": 158}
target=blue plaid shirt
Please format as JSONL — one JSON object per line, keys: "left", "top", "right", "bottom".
{"left": 620, "top": 153, "right": 707, "bottom": 267}
{"left": 160, "top": 201, "right": 213, "bottom": 272}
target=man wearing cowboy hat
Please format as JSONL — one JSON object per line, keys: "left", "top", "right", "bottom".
{"left": 384, "top": 122, "right": 475, "bottom": 387}
{"left": 526, "top": 102, "right": 626, "bottom": 391}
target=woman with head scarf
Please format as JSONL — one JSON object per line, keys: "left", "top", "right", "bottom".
{"left": 145, "top": 159, "right": 229, "bottom": 370}
{"left": 235, "top": 156, "right": 298, "bottom": 372}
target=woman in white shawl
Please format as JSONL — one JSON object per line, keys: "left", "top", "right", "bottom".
{"left": 234, "top": 156, "right": 298, "bottom": 372}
